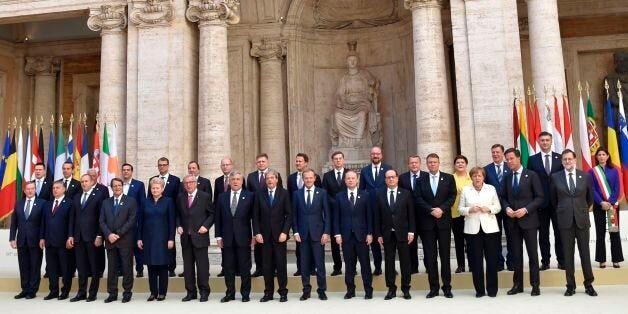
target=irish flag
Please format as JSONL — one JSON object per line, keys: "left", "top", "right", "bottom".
{"left": 54, "top": 124, "right": 65, "bottom": 180}
{"left": 99, "top": 122, "right": 119, "bottom": 187}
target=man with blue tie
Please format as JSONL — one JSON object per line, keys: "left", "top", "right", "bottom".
{"left": 10, "top": 181, "right": 45, "bottom": 299}
{"left": 40, "top": 181, "right": 74, "bottom": 300}
{"left": 359, "top": 146, "right": 391, "bottom": 275}
{"left": 483, "top": 144, "right": 513, "bottom": 271}
{"left": 121, "top": 163, "right": 147, "bottom": 278}
{"left": 33, "top": 162, "right": 52, "bottom": 201}
{"left": 153, "top": 157, "right": 180, "bottom": 277}
{"left": 399, "top": 155, "right": 425, "bottom": 274}
{"left": 334, "top": 170, "right": 373, "bottom": 300}
{"left": 293, "top": 169, "right": 331, "bottom": 301}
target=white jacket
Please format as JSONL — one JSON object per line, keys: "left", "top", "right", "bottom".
{"left": 458, "top": 184, "right": 501, "bottom": 234}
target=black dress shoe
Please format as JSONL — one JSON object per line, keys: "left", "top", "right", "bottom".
{"left": 476, "top": 292, "right": 485, "bottom": 298}
{"left": 557, "top": 264, "right": 565, "bottom": 270}
{"left": 488, "top": 293, "right": 496, "bottom": 297}
{"left": 58, "top": 293, "right": 69, "bottom": 300}
{"left": 177, "top": 272, "right": 185, "bottom": 277}
{"left": 331, "top": 269, "right": 342, "bottom": 276}
{"left": 217, "top": 270, "right": 225, "bottom": 277}
{"left": 182, "top": 294, "right": 197, "bottom": 302}
{"left": 293, "top": 270, "right": 301, "bottom": 276}
{"left": 443, "top": 290, "right": 453, "bottom": 298}
{"left": 251, "top": 270, "right": 263, "bottom": 277}
{"left": 384, "top": 290, "right": 396, "bottom": 300}
{"left": 136, "top": 271, "right": 144, "bottom": 278}
{"left": 44, "top": 293, "right": 59, "bottom": 300}
{"left": 220, "top": 295, "right": 235, "bottom": 303}
{"left": 44, "top": 272, "right": 49, "bottom": 278}
{"left": 540, "top": 264, "right": 550, "bottom": 271}
{"left": 344, "top": 291, "right": 355, "bottom": 299}
{"left": 402, "top": 291, "right": 411, "bottom": 300}
{"left": 318, "top": 292, "right": 328, "bottom": 300}
{"left": 507, "top": 287, "right": 523, "bottom": 295}
{"left": 365, "top": 291, "right": 373, "bottom": 299}
{"left": 299, "top": 292, "right": 310, "bottom": 301}
{"left": 156, "top": 295, "right": 166, "bottom": 301}
{"left": 242, "top": 296, "right": 250, "bottom": 302}
{"left": 426, "top": 290, "right": 439, "bottom": 298}
{"left": 455, "top": 266, "right": 465, "bottom": 273}
{"left": 200, "top": 294, "right": 209, "bottom": 302}
{"left": 122, "top": 295, "right": 131, "bottom": 303}
{"left": 310, "top": 271, "right": 316, "bottom": 276}
{"left": 613, "top": 263, "right": 621, "bottom": 268}
{"left": 147, "top": 294, "right": 156, "bottom": 301}
{"left": 507, "top": 266, "right": 514, "bottom": 271}
{"left": 279, "top": 295, "right": 288, "bottom": 302}
{"left": 70, "top": 294, "right": 86, "bottom": 302}
{"left": 25, "top": 294, "right": 36, "bottom": 299}
{"left": 585, "top": 286, "right": 598, "bottom": 297}
{"left": 531, "top": 287, "right": 540, "bottom": 296}
{"left": 168, "top": 271, "right": 176, "bottom": 277}
{"left": 86, "top": 295, "right": 97, "bottom": 302}
{"left": 14, "top": 291, "right": 27, "bottom": 299}
{"left": 497, "top": 264, "right": 505, "bottom": 272}
{"left": 260, "top": 295, "right": 273, "bottom": 302}
{"left": 411, "top": 269, "right": 419, "bottom": 274}
{"left": 104, "top": 295, "right": 117, "bottom": 303}
{"left": 372, "top": 268, "right": 382, "bottom": 276}
{"left": 564, "top": 288, "right": 575, "bottom": 296}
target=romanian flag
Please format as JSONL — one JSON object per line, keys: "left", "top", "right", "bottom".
{"left": 73, "top": 121, "right": 82, "bottom": 180}
{"left": 0, "top": 130, "right": 17, "bottom": 221}
{"left": 518, "top": 98, "right": 530, "bottom": 167}
{"left": 606, "top": 96, "right": 624, "bottom": 200}
{"left": 563, "top": 95, "right": 574, "bottom": 151}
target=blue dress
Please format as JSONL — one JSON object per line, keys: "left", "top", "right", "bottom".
{"left": 138, "top": 196, "right": 175, "bottom": 266}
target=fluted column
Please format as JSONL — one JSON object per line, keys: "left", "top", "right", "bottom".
{"left": 526, "top": 0, "right": 566, "bottom": 98}
{"left": 88, "top": 4, "right": 128, "bottom": 161}
{"left": 187, "top": 0, "right": 240, "bottom": 180}
{"left": 25, "top": 56, "right": 60, "bottom": 155}
{"left": 404, "top": 0, "right": 454, "bottom": 170}
{"left": 251, "top": 38, "right": 288, "bottom": 176}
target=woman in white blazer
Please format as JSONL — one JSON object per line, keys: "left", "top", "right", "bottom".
{"left": 458, "top": 167, "right": 501, "bottom": 298}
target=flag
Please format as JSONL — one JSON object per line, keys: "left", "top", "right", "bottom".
{"left": 100, "top": 122, "right": 110, "bottom": 186}
{"left": 66, "top": 125, "right": 74, "bottom": 163}
{"left": 0, "top": 131, "right": 9, "bottom": 191}
{"left": 73, "top": 121, "right": 82, "bottom": 180}
{"left": 46, "top": 128, "right": 55, "bottom": 181}
{"left": 606, "top": 96, "right": 624, "bottom": 201}
{"left": 93, "top": 120, "right": 101, "bottom": 182}
{"left": 54, "top": 124, "right": 65, "bottom": 181}
{"left": 38, "top": 126, "right": 44, "bottom": 166}
{"left": 24, "top": 127, "right": 32, "bottom": 185}
{"left": 526, "top": 98, "right": 536, "bottom": 154}
{"left": 587, "top": 96, "right": 600, "bottom": 166}
{"left": 553, "top": 96, "right": 565, "bottom": 153}
{"left": 578, "top": 93, "right": 593, "bottom": 171}
{"left": 31, "top": 126, "right": 40, "bottom": 180}
{"left": 563, "top": 95, "right": 574, "bottom": 151}
{"left": 533, "top": 99, "right": 542, "bottom": 151}
{"left": 16, "top": 126, "right": 23, "bottom": 201}
{"left": 518, "top": 98, "right": 530, "bottom": 167}
{"left": 80, "top": 122, "right": 89, "bottom": 176}
{"left": 0, "top": 130, "right": 17, "bottom": 220}
{"left": 107, "top": 123, "right": 119, "bottom": 186}
{"left": 617, "top": 92, "right": 628, "bottom": 203}
{"left": 513, "top": 98, "right": 519, "bottom": 148}
{"left": 543, "top": 96, "right": 553, "bottom": 141}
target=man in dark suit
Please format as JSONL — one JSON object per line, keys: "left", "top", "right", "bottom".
{"left": 153, "top": 157, "right": 180, "bottom": 277}
{"left": 100, "top": 178, "right": 137, "bottom": 303}
{"left": 40, "top": 181, "right": 74, "bottom": 300}
{"left": 503, "top": 148, "right": 543, "bottom": 296}
{"left": 359, "top": 146, "right": 391, "bottom": 275}
{"left": 415, "top": 153, "right": 457, "bottom": 298}
{"left": 293, "top": 169, "right": 331, "bottom": 301}
{"left": 121, "top": 163, "right": 147, "bottom": 278}
{"left": 334, "top": 170, "right": 373, "bottom": 299}
{"left": 246, "top": 153, "right": 283, "bottom": 277}
{"left": 69, "top": 174, "right": 106, "bottom": 302}
{"left": 322, "top": 151, "right": 346, "bottom": 277}
{"left": 185, "top": 161, "right": 212, "bottom": 196}
{"left": 527, "top": 132, "right": 565, "bottom": 270}
{"left": 288, "top": 153, "right": 322, "bottom": 276}
{"left": 177, "top": 175, "right": 214, "bottom": 302}
{"left": 86, "top": 168, "right": 109, "bottom": 278}
{"left": 216, "top": 171, "right": 254, "bottom": 303}
{"left": 483, "top": 144, "right": 513, "bottom": 271}
{"left": 10, "top": 181, "right": 45, "bottom": 299}
{"left": 550, "top": 149, "right": 597, "bottom": 297}
{"left": 254, "top": 169, "right": 292, "bottom": 302}
{"left": 375, "top": 169, "right": 415, "bottom": 300}
{"left": 33, "top": 162, "right": 52, "bottom": 201}
{"left": 61, "top": 162, "right": 81, "bottom": 199}
{"left": 398, "top": 155, "right": 425, "bottom": 274}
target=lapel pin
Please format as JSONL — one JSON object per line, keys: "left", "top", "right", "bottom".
{"left": 397, "top": 191, "right": 401, "bottom": 194}
{"left": 578, "top": 175, "right": 582, "bottom": 179}
{"left": 120, "top": 202, "right": 124, "bottom": 206}
{"left": 242, "top": 196, "right": 246, "bottom": 200}
{"left": 316, "top": 191, "right": 319, "bottom": 194}
{"left": 131, "top": 184, "right": 134, "bottom": 188}
{"left": 357, "top": 196, "right": 361, "bottom": 199}
{"left": 525, "top": 174, "right": 528, "bottom": 178}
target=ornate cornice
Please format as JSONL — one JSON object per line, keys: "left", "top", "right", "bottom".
{"left": 404, "top": 0, "right": 443, "bottom": 10}
{"left": 186, "top": 0, "right": 240, "bottom": 26}
{"left": 130, "top": 0, "right": 174, "bottom": 28}
{"left": 87, "top": 4, "right": 128, "bottom": 33}
{"left": 24, "top": 57, "right": 60, "bottom": 76}
{"left": 250, "top": 38, "right": 287, "bottom": 63}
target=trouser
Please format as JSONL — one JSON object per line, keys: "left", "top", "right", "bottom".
{"left": 17, "top": 246, "right": 43, "bottom": 294}
{"left": 538, "top": 207, "right": 564, "bottom": 266}
{"left": 560, "top": 225, "right": 594, "bottom": 289}
{"left": 467, "top": 228, "right": 499, "bottom": 296}
{"left": 422, "top": 227, "right": 452, "bottom": 291}
{"left": 452, "top": 216, "right": 467, "bottom": 268}
{"left": 300, "top": 235, "right": 326, "bottom": 294}
{"left": 341, "top": 234, "right": 372, "bottom": 293}
{"left": 495, "top": 211, "right": 513, "bottom": 268}
{"left": 147, "top": 265, "right": 169, "bottom": 296}
{"left": 106, "top": 247, "right": 134, "bottom": 297}
{"left": 593, "top": 207, "right": 624, "bottom": 263}
{"left": 223, "top": 245, "right": 252, "bottom": 297}
{"left": 383, "top": 232, "right": 411, "bottom": 292}
{"left": 510, "top": 223, "right": 540, "bottom": 288}
{"left": 75, "top": 241, "right": 102, "bottom": 296}
{"left": 45, "top": 246, "right": 72, "bottom": 295}
{"left": 181, "top": 241, "right": 210, "bottom": 295}
{"left": 262, "top": 240, "right": 288, "bottom": 296}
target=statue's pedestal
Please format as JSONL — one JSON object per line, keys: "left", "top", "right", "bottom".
{"left": 322, "top": 147, "right": 371, "bottom": 174}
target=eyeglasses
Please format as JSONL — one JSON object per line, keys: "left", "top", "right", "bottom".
{"left": 158, "top": 164, "right": 169, "bottom": 167}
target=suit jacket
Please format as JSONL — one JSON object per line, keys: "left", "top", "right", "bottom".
{"left": 292, "top": 187, "right": 331, "bottom": 240}
{"left": 152, "top": 174, "right": 181, "bottom": 200}
{"left": 9, "top": 198, "right": 45, "bottom": 247}
{"left": 359, "top": 163, "right": 392, "bottom": 192}
{"left": 61, "top": 177, "right": 81, "bottom": 199}
{"left": 288, "top": 171, "right": 322, "bottom": 200}
{"left": 126, "top": 179, "right": 147, "bottom": 209}
{"left": 215, "top": 190, "right": 254, "bottom": 247}
{"left": 322, "top": 168, "right": 348, "bottom": 199}
{"left": 253, "top": 187, "right": 292, "bottom": 242}
{"left": 213, "top": 174, "right": 246, "bottom": 207}
{"left": 550, "top": 170, "right": 593, "bottom": 229}
{"left": 483, "top": 162, "right": 511, "bottom": 199}
{"left": 527, "top": 151, "right": 563, "bottom": 208}
{"left": 94, "top": 182, "right": 111, "bottom": 200}
{"left": 100, "top": 194, "right": 138, "bottom": 248}
{"left": 34, "top": 178, "right": 52, "bottom": 201}
{"left": 502, "top": 169, "right": 544, "bottom": 229}
{"left": 333, "top": 189, "right": 373, "bottom": 242}
{"left": 398, "top": 170, "right": 426, "bottom": 192}
{"left": 72, "top": 188, "right": 105, "bottom": 242}
{"left": 181, "top": 176, "right": 212, "bottom": 201}
{"left": 414, "top": 172, "right": 457, "bottom": 231}
{"left": 176, "top": 190, "right": 214, "bottom": 248}
{"left": 374, "top": 187, "right": 415, "bottom": 242}
{"left": 246, "top": 170, "right": 283, "bottom": 193}
{"left": 41, "top": 197, "right": 74, "bottom": 248}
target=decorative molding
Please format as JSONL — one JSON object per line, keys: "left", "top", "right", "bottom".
{"left": 404, "top": 0, "right": 443, "bottom": 10}
{"left": 186, "top": 0, "right": 240, "bottom": 26}
{"left": 130, "top": 0, "right": 174, "bottom": 27}
{"left": 24, "top": 56, "right": 60, "bottom": 76}
{"left": 87, "top": 4, "right": 128, "bottom": 33}
{"left": 313, "top": 0, "right": 399, "bottom": 29}
{"left": 250, "top": 38, "right": 287, "bottom": 63}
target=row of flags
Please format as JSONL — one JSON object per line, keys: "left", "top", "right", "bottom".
{"left": 0, "top": 115, "right": 119, "bottom": 220}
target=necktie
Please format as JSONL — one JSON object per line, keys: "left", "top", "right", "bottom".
{"left": 389, "top": 190, "right": 395, "bottom": 208}
{"left": 259, "top": 171, "right": 265, "bottom": 185}
{"left": 412, "top": 174, "right": 418, "bottom": 191}
{"left": 64, "top": 179, "right": 69, "bottom": 189}
{"left": 336, "top": 171, "right": 342, "bottom": 185}
{"left": 513, "top": 172, "right": 519, "bottom": 194}
{"left": 161, "top": 176, "right": 166, "bottom": 182}
{"left": 349, "top": 191, "right": 355, "bottom": 207}
{"left": 306, "top": 189, "right": 312, "bottom": 208}
{"left": 113, "top": 198, "right": 120, "bottom": 216}
{"left": 373, "top": 166, "right": 378, "bottom": 181}
{"left": 568, "top": 173, "right": 576, "bottom": 194}
{"left": 544, "top": 155, "right": 551, "bottom": 175}
{"left": 431, "top": 175, "right": 438, "bottom": 196}
{"left": 81, "top": 192, "right": 88, "bottom": 208}
{"left": 297, "top": 172, "right": 303, "bottom": 189}
{"left": 223, "top": 175, "right": 228, "bottom": 192}
{"left": 36, "top": 180, "right": 42, "bottom": 196}
{"left": 497, "top": 164, "right": 503, "bottom": 183}
{"left": 52, "top": 200, "right": 59, "bottom": 215}
{"left": 230, "top": 192, "right": 238, "bottom": 215}
{"left": 269, "top": 190, "right": 274, "bottom": 206}
{"left": 24, "top": 199, "right": 32, "bottom": 218}
{"left": 187, "top": 194, "right": 194, "bottom": 208}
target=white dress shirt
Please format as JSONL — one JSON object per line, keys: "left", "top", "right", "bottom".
{"left": 564, "top": 169, "right": 577, "bottom": 188}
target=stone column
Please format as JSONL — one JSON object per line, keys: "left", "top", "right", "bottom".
{"left": 186, "top": 0, "right": 240, "bottom": 180}
{"left": 404, "top": 0, "right": 454, "bottom": 170}
{"left": 88, "top": 4, "right": 128, "bottom": 162}
{"left": 25, "top": 56, "right": 60, "bottom": 155}
{"left": 526, "top": 0, "right": 566, "bottom": 98}
{"left": 251, "top": 38, "right": 288, "bottom": 176}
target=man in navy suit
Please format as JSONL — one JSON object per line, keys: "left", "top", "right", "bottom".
{"left": 334, "top": 170, "right": 373, "bottom": 299}
{"left": 33, "top": 162, "right": 52, "bottom": 201}
{"left": 359, "top": 146, "right": 391, "bottom": 275}
{"left": 293, "top": 169, "right": 331, "bottom": 301}
{"left": 185, "top": 161, "right": 212, "bottom": 196}
{"left": 121, "top": 163, "right": 147, "bottom": 277}
{"left": 322, "top": 151, "right": 347, "bottom": 276}
{"left": 153, "top": 157, "right": 180, "bottom": 277}
{"left": 216, "top": 171, "right": 254, "bottom": 303}
{"left": 40, "top": 181, "right": 74, "bottom": 300}
{"left": 254, "top": 169, "right": 292, "bottom": 302}
{"left": 398, "top": 155, "right": 425, "bottom": 274}
{"left": 10, "top": 181, "right": 45, "bottom": 299}
{"left": 288, "top": 153, "right": 321, "bottom": 276}
{"left": 61, "top": 162, "right": 81, "bottom": 199}
{"left": 87, "top": 168, "right": 110, "bottom": 277}
{"left": 483, "top": 144, "right": 513, "bottom": 271}
{"left": 527, "top": 132, "right": 565, "bottom": 270}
